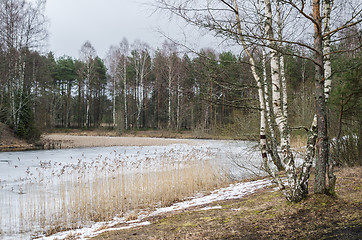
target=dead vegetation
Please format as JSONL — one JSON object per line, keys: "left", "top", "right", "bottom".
{"left": 1, "top": 148, "right": 230, "bottom": 237}
{"left": 91, "top": 167, "right": 362, "bottom": 240}
{"left": 0, "top": 123, "right": 34, "bottom": 151}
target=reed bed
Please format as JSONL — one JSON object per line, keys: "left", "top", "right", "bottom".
{"left": 0, "top": 147, "right": 230, "bottom": 238}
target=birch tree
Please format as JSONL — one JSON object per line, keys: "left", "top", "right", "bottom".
{"left": 120, "top": 38, "right": 130, "bottom": 130}
{"left": 161, "top": 41, "right": 180, "bottom": 129}
{"left": 79, "top": 41, "right": 96, "bottom": 128}
{"left": 155, "top": 0, "right": 361, "bottom": 201}
{"left": 130, "top": 41, "right": 151, "bottom": 128}
{"left": 106, "top": 45, "right": 121, "bottom": 128}
{"left": 0, "top": 0, "right": 47, "bottom": 132}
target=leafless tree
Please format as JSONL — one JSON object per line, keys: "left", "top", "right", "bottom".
{"left": 0, "top": 0, "right": 48, "bottom": 131}
{"left": 119, "top": 38, "right": 130, "bottom": 130}
{"left": 155, "top": 0, "right": 361, "bottom": 201}
{"left": 106, "top": 45, "right": 121, "bottom": 128}
{"left": 131, "top": 40, "right": 152, "bottom": 128}
{"left": 79, "top": 41, "right": 97, "bottom": 127}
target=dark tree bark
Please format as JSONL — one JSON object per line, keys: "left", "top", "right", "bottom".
{"left": 313, "top": 0, "right": 328, "bottom": 194}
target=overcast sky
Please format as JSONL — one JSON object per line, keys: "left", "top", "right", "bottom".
{"left": 45, "top": 0, "right": 217, "bottom": 59}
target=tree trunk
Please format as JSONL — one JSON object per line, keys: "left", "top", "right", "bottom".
{"left": 123, "top": 57, "right": 128, "bottom": 130}
{"left": 233, "top": 0, "right": 285, "bottom": 194}
{"left": 264, "top": 0, "right": 299, "bottom": 201}
{"left": 168, "top": 72, "right": 172, "bottom": 129}
{"left": 176, "top": 75, "right": 181, "bottom": 130}
{"left": 313, "top": 0, "right": 328, "bottom": 194}
{"left": 276, "top": 0, "right": 288, "bottom": 119}
{"left": 67, "top": 80, "right": 71, "bottom": 128}
{"left": 323, "top": 0, "right": 335, "bottom": 195}
{"left": 112, "top": 74, "right": 116, "bottom": 128}
{"left": 262, "top": 47, "right": 283, "bottom": 171}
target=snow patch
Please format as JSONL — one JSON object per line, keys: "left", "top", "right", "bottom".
{"left": 36, "top": 178, "right": 272, "bottom": 240}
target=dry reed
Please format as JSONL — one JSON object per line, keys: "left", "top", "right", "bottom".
{"left": 0, "top": 147, "right": 230, "bottom": 238}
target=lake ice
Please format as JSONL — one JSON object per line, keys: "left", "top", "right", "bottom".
{"left": 0, "top": 139, "right": 262, "bottom": 240}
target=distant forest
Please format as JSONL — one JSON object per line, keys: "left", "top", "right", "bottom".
{"left": 0, "top": 38, "right": 316, "bottom": 138}
{"left": 0, "top": 0, "right": 360, "bottom": 142}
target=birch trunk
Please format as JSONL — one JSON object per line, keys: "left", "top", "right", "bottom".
{"left": 123, "top": 56, "right": 128, "bottom": 130}
{"left": 233, "top": 0, "right": 285, "bottom": 192}
{"left": 15, "top": 55, "right": 26, "bottom": 131}
{"left": 137, "top": 68, "right": 143, "bottom": 129}
{"left": 323, "top": 0, "right": 335, "bottom": 194}
{"left": 134, "top": 56, "right": 142, "bottom": 128}
{"left": 264, "top": 0, "right": 303, "bottom": 201}
{"left": 276, "top": 1, "right": 288, "bottom": 119}
{"left": 176, "top": 75, "right": 181, "bottom": 130}
{"left": 112, "top": 73, "right": 116, "bottom": 128}
{"left": 85, "top": 83, "right": 89, "bottom": 127}
{"left": 10, "top": 61, "right": 16, "bottom": 128}
{"left": 168, "top": 63, "right": 172, "bottom": 129}
{"left": 259, "top": 0, "right": 284, "bottom": 171}
{"left": 262, "top": 48, "right": 283, "bottom": 171}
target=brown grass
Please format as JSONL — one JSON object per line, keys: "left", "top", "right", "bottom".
{"left": 291, "top": 134, "right": 308, "bottom": 153}
{"left": 1, "top": 148, "right": 230, "bottom": 238}
{"left": 91, "top": 167, "right": 362, "bottom": 240}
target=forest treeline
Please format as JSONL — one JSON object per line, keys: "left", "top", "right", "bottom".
{"left": 0, "top": 0, "right": 360, "bottom": 144}
{"left": 0, "top": 39, "right": 314, "bottom": 138}
{"left": 1, "top": 37, "right": 359, "bottom": 141}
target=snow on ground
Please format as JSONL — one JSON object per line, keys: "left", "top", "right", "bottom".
{"left": 36, "top": 178, "right": 273, "bottom": 240}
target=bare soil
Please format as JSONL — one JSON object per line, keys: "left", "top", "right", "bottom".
{"left": 91, "top": 167, "right": 362, "bottom": 240}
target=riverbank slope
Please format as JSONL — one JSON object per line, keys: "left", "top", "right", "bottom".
{"left": 90, "top": 167, "right": 361, "bottom": 240}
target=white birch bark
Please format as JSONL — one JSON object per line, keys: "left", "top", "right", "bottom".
{"left": 112, "top": 65, "right": 117, "bottom": 128}
{"left": 15, "top": 56, "right": 26, "bottom": 130}
{"left": 85, "top": 68, "right": 90, "bottom": 127}
{"left": 134, "top": 56, "right": 141, "bottom": 128}
{"left": 233, "top": 0, "right": 285, "bottom": 191}
{"left": 264, "top": 0, "right": 300, "bottom": 201}
{"left": 132, "top": 44, "right": 150, "bottom": 129}
{"left": 323, "top": 0, "right": 332, "bottom": 101}
{"left": 167, "top": 54, "right": 174, "bottom": 129}
{"left": 10, "top": 62, "right": 17, "bottom": 127}
{"left": 176, "top": 75, "right": 181, "bottom": 130}
{"left": 323, "top": 0, "right": 335, "bottom": 193}
{"left": 299, "top": 115, "right": 317, "bottom": 194}
{"left": 258, "top": 0, "right": 283, "bottom": 171}
{"left": 168, "top": 67, "right": 172, "bottom": 129}
{"left": 79, "top": 42, "right": 96, "bottom": 127}
{"left": 137, "top": 50, "right": 148, "bottom": 128}
{"left": 120, "top": 38, "right": 129, "bottom": 130}
{"left": 276, "top": 1, "right": 288, "bottom": 119}
{"left": 123, "top": 56, "right": 128, "bottom": 130}
{"left": 262, "top": 48, "right": 283, "bottom": 171}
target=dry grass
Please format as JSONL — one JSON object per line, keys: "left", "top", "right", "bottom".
{"left": 290, "top": 134, "right": 308, "bottom": 153}
{"left": 91, "top": 167, "right": 362, "bottom": 240}
{"left": 0, "top": 148, "right": 230, "bottom": 238}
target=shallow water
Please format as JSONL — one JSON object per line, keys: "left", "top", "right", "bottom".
{"left": 0, "top": 139, "right": 261, "bottom": 240}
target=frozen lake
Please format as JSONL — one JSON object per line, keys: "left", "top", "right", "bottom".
{"left": 0, "top": 139, "right": 262, "bottom": 240}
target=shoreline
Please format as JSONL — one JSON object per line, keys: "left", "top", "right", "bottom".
{"left": 40, "top": 134, "right": 198, "bottom": 149}
{"left": 0, "top": 134, "right": 201, "bottom": 152}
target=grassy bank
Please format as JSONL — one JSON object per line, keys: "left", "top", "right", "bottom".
{"left": 91, "top": 167, "right": 361, "bottom": 240}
